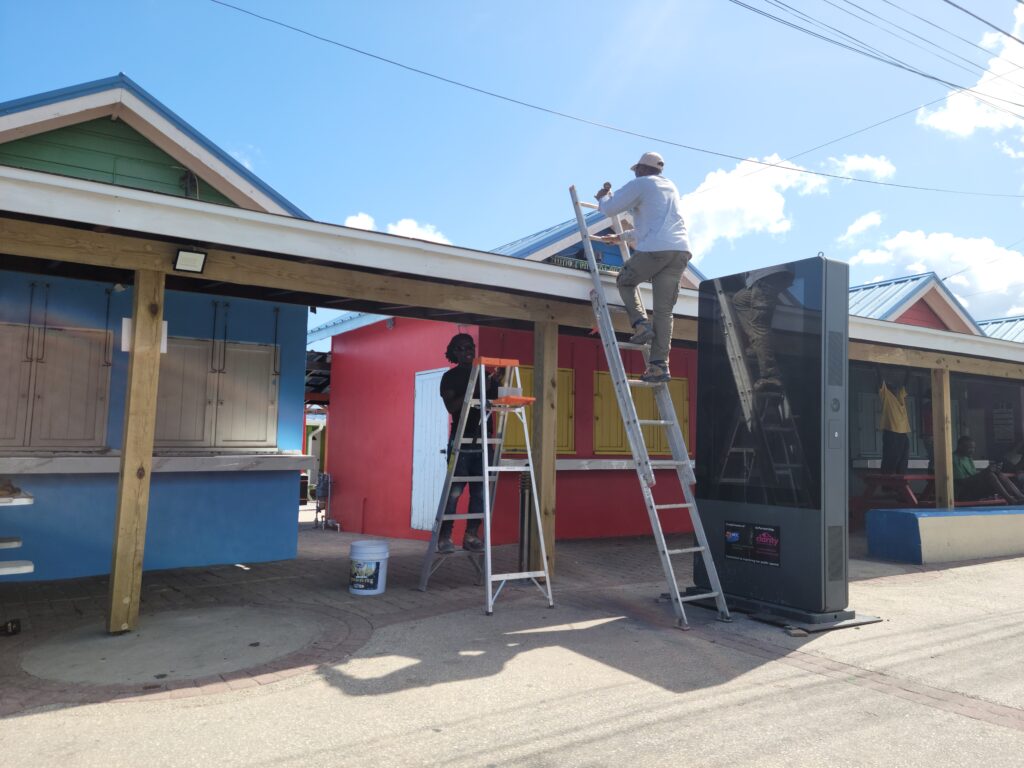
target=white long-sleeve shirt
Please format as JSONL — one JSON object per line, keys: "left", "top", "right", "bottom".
{"left": 597, "top": 175, "right": 691, "bottom": 253}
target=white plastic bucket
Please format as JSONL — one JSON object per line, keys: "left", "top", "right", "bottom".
{"left": 349, "top": 540, "right": 390, "bottom": 596}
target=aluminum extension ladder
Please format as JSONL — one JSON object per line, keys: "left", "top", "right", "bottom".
{"left": 417, "top": 357, "right": 554, "bottom": 615}
{"left": 569, "top": 185, "right": 730, "bottom": 629}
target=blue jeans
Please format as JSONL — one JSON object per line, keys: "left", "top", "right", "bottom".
{"left": 439, "top": 443, "right": 484, "bottom": 540}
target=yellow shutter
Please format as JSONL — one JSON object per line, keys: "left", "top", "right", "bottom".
{"left": 594, "top": 372, "right": 689, "bottom": 455}
{"left": 504, "top": 366, "right": 575, "bottom": 454}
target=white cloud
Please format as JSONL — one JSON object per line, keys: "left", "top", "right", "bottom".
{"left": 386, "top": 219, "right": 450, "bottom": 244}
{"left": 837, "top": 211, "right": 882, "bottom": 245}
{"left": 828, "top": 155, "right": 895, "bottom": 181}
{"left": 229, "top": 144, "right": 260, "bottom": 171}
{"left": 854, "top": 230, "right": 1024, "bottom": 317}
{"left": 946, "top": 274, "right": 970, "bottom": 288}
{"left": 681, "top": 154, "right": 827, "bottom": 261}
{"left": 998, "top": 139, "right": 1024, "bottom": 159}
{"left": 917, "top": 7, "right": 1024, "bottom": 140}
{"left": 343, "top": 213, "right": 451, "bottom": 244}
{"left": 1007, "top": 304, "right": 1024, "bottom": 315}
{"left": 850, "top": 248, "right": 894, "bottom": 266}
{"left": 345, "top": 212, "right": 376, "bottom": 230}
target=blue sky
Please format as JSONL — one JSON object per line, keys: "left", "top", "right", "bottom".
{"left": 3, "top": 0, "right": 1024, "bottom": 324}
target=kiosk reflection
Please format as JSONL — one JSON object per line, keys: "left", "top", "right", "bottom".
{"left": 698, "top": 261, "right": 821, "bottom": 510}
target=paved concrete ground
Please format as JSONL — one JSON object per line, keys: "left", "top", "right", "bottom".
{"left": 1, "top": 512, "right": 1022, "bottom": 767}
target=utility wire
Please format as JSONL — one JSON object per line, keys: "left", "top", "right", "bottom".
{"left": 835, "top": 0, "right": 1020, "bottom": 82}
{"left": 207, "top": 0, "right": 1024, "bottom": 198}
{"left": 938, "top": 0, "right": 1024, "bottom": 49}
{"left": 726, "top": 0, "right": 1024, "bottom": 116}
{"left": 878, "top": 0, "right": 1012, "bottom": 60}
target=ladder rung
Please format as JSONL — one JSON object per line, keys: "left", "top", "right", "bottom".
{"left": 0, "top": 560, "right": 34, "bottom": 576}
{"left": 650, "top": 460, "right": 688, "bottom": 467}
{"left": 638, "top": 419, "right": 672, "bottom": 426}
{"left": 666, "top": 546, "right": 705, "bottom": 555}
{"left": 490, "top": 570, "right": 546, "bottom": 581}
{"left": 677, "top": 591, "right": 719, "bottom": 604}
{"left": 617, "top": 342, "right": 648, "bottom": 351}
{"left": 578, "top": 201, "right": 599, "bottom": 210}
{"left": 440, "top": 513, "right": 485, "bottom": 521}
{"left": 654, "top": 503, "right": 693, "bottom": 510}
{"left": 460, "top": 438, "right": 501, "bottom": 444}
{"left": 0, "top": 537, "right": 22, "bottom": 549}
{"left": 627, "top": 379, "right": 661, "bottom": 387}
{"left": 487, "top": 466, "right": 529, "bottom": 473}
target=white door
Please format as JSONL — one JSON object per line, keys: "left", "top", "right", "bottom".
{"left": 410, "top": 368, "right": 450, "bottom": 531}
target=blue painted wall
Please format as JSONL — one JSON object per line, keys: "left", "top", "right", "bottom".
{"left": 0, "top": 270, "right": 306, "bottom": 580}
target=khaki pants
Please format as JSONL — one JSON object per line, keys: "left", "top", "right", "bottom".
{"left": 616, "top": 249, "right": 689, "bottom": 364}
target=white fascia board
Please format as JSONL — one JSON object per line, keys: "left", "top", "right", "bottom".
{"left": 849, "top": 315, "right": 1024, "bottom": 363}
{"left": 0, "top": 91, "right": 119, "bottom": 143}
{"left": 0, "top": 167, "right": 695, "bottom": 316}
{"left": 117, "top": 90, "right": 291, "bottom": 216}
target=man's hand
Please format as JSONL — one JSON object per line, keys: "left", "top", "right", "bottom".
{"left": 595, "top": 182, "right": 612, "bottom": 201}
{"left": 591, "top": 234, "right": 621, "bottom": 245}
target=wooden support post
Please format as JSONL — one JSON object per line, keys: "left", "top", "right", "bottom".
{"left": 107, "top": 269, "right": 165, "bottom": 633}
{"left": 931, "top": 367, "right": 954, "bottom": 509}
{"left": 530, "top": 320, "right": 558, "bottom": 575}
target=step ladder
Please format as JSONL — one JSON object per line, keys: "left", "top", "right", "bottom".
{"left": 569, "top": 185, "right": 730, "bottom": 629}
{"left": 417, "top": 358, "right": 554, "bottom": 615}
{"left": 712, "top": 279, "right": 812, "bottom": 507}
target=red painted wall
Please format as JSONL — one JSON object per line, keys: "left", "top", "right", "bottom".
{"left": 328, "top": 318, "right": 477, "bottom": 538}
{"left": 896, "top": 299, "right": 948, "bottom": 331}
{"left": 326, "top": 317, "right": 698, "bottom": 545}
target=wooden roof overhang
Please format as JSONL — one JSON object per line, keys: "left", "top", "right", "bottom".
{"left": 0, "top": 165, "right": 697, "bottom": 339}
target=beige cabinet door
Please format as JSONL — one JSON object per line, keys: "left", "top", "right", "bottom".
{"left": 213, "top": 341, "right": 279, "bottom": 448}
{"left": 0, "top": 323, "right": 34, "bottom": 448}
{"left": 155, "top": 338, "right": 217, "bottom": 447}
{"left": 28, "top": 326, "right": 110, "bottom": 448}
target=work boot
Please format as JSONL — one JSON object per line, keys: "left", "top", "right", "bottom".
{"left": 462, "top": 532, "right": 484, "bottom": 552}
{"left": 640, "top": 361, "right": 670, "bottom": 383}
{"left": 628, "top": 320, "right": 654, "bottom": 346}
{"left": 436, "top": 538, "right": 455, "bottom": 554}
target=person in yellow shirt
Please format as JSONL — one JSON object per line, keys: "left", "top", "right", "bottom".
{"left": 877, "top": 367, "right": 911, "bottom": 474}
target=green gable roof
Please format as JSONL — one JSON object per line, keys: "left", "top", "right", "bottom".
{"left": 0, "top": 117, "right": 234, "bottom": 205}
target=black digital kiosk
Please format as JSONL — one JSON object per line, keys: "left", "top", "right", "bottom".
{"left": 694, "top": 256, "right": 854, "bottom": 624}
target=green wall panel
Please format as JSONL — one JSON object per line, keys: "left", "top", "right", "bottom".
{"left": 0, "top": 118, "right": 235, "bottom": 205}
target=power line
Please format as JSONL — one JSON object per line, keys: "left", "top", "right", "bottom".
{"left": 725, "top": 0, "right": 1024, "bottom": 117}
{"left": 879, "top": 0, "right": 1010, "bottom": 59}
{"left": 938, "top": 0, "right": 1024, "bottom": 49}
{"left": 207, "top": 0, "right": 1024, "bottom": 199}
{"left": 835, "top": 0, "right": 1019, "bottom": 83}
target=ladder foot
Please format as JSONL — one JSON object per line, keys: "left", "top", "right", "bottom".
{"left": 485, "top": 611, "right": 493, "bottom": 616}
{"left": 717, "top": 614, "right": 734, "bottom": 623}
{"left": 675, "top": 620, "right": 692, "bottom": 631}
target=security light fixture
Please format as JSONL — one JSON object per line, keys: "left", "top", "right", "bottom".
{"left": 174, "top": 249, "right": 207, "bottom": 273}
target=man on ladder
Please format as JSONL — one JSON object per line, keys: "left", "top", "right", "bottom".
{"left": 594, "top": 151, "right": 692, "bottom": 384}
{"left": 436, "top": 332, "right": 501, "bottom": 554}
{"left": 570, "top": 156, "right": 730, "bottom": 628}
